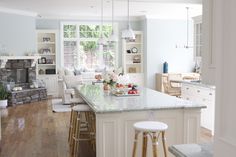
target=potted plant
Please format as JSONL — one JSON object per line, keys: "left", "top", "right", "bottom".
{"left": 0, "top": 84, "right": 9, "bottom": 108}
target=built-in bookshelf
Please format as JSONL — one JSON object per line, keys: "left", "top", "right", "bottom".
{"left": 36, "top": 30, "right": 57, "bottom": 75}
{"left": 122, "top": 31, "right": 144, "bottom": 86}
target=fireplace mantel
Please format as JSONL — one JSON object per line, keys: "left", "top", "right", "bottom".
{"left": 0, "top": 56, "right": 41, "bottom": 68}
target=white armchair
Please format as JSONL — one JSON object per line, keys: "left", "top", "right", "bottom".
{"left": 59, "top": 75, "right": 85, "bottom": 104}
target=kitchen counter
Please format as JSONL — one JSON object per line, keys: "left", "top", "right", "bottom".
{"left": 181, "top": 81, "right": 216, "bottom": 89}
{"left": 76, "top": 85, "right": 205, "bottom": 114}
{"left": 75, "top": 85, "right": 206, "bottom": 157}
{"left": 169, "top": 143, "right": 213, "bottom": 157}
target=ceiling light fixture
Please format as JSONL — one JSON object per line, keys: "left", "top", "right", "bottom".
{"left": 108, "top": 0, "right": 118, "bottom": 42}
{"left": 122, "top": 0, "right": 135, "bottom": 41}
{"left": 98, "top": 0, "right": 107, "bottom": 45}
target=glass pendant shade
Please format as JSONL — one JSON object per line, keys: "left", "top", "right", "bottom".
{"left": 122, "top": 25, "right": 135, "bottom": 40}
{"left": 122, "top": 0, "right": 135, "bottom": 40}
{"left": 98, "top": 0, "right": 107, "bottom": 45}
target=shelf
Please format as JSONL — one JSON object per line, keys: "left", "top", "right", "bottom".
{"left": 38, "top": 54, "right": 56, "bottom": 56}
{"left": 38, "top": 64, "right": 56, "bottom": 66}
{"left": 126, "top": 53, "right": 142, "bottom": 56}
{"left": 126, "top": 63, "right": 141, "bottom": 65}
{"left": 126, "top": 42, "right": 142, "bottom": 45}
{"left": 38, "top": 42, "right": 55, "bottom": 44}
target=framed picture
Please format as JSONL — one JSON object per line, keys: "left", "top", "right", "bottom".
{"left": 128, "top": 67, "right": 136, "bottom": 73}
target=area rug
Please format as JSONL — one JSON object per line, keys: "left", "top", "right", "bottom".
{"left": 51, "top": 99, "right": 71, "bottom": 112}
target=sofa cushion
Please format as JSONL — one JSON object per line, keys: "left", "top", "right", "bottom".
{"left": 65, "top": 68, "right": 75, "bottom": 76}
{"left": 64, "top": 75, "right": 83, "bottom": 89}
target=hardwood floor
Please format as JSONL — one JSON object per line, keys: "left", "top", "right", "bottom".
{"left": 0, "top": 99, "right": 213, "bottom": 157}
{"left": 0, "top": 99, "right": 95, "bottom": 157}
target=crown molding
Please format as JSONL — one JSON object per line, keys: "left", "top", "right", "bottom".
{"left": 37, "top": 15, "right": 146, "bottom": 21}
{"left": 0, "top": 7, "right": 38, "bottom": 17}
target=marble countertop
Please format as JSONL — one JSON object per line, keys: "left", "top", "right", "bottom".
{"left": 181, "top": 81, "right": 216, "bottom": 89}
{"left": 75, "top": 85, "right": 206, "bottom": 113}
{"left": 169, "top": 143, "right": 213, "bottom": 157}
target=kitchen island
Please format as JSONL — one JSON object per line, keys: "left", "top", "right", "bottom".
{"left": 75, "top": 85, "right": 205, "bottom": 157}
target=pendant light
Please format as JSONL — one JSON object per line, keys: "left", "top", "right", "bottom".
{"left": 184, "top": 7, "right": 193, "bottom": 49}
{"left": 122, "top": 0, "right": 135, "bottom": 40}
{"left": 98, "top": 0, "right": 107, "bottom": 45}
{"left": 108, "top": 0, "right": 118, "bottom": 42}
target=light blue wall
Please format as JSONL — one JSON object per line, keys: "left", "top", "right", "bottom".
{"left": 146, "top": 19, "right": 195, "bottom": 89}
{"left": 0, "top": 12, "right": 36, "bottom": 55}
{"left": 36, "top": 19, "right": 144, "bottom": 68}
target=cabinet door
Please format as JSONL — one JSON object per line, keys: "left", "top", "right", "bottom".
{"left": 38, "top": 75, "right": 58, "bottom": 97}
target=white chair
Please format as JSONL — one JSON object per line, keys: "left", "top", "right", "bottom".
{"left": 132, "top": 121, "right": 168, "bottom": 157}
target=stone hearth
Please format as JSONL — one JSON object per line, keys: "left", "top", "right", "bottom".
{"left": 8, "top": 88, "right": 47, "bottom": 106}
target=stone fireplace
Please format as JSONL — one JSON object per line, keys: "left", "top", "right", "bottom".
{"left": 0, "top": 56, "right": 47, "bottom": 106}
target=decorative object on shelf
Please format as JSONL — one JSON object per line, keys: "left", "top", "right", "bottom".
{"left": 163, "top": 62, "right": 168, "bottom": 73}
{"left": 122, "top": 0, "right": 135, "bottom": 40}
{"left": 0, "top": 83, "right": 9, "bottom": 108}
{"left": 108, "top": 0, "right": 118, "bottom": 42}
{"left": 133, "top": 55, "right": 141, "bottom": 63}
{"left": 41, "top": 57, "right": 47, "bottom": 64}
{"left": 41, "top": 48, "right": 52, "bottom": 54}
{"left": 43, "top": 37, "right": 51, "bottom": 42}
{"left": 131, "top": 47, "right": 138, "bottom": 53}
{"left": 46, "top": 59, "right": 53, "bottom": 64}
{"left": 12, "top": 87, "right": 22, "bottom": 91}
{"left": 126, "top": 50, "right": 131, "bottom": 53}
{"left": 39, "top": 69, "right": 45, "bottom": 75}
{"left": 98, "top": 0, "right": 107, "bottom": 45}
{"left": 128, "top": 67, "right": 136, "bottom": 73}
{"left": 45, "top": 69, "right": 56, "bottom": 74}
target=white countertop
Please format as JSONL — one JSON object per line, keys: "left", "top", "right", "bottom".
{"left": 181, "top": 81, "right": 216, "bottom": 89}
{"left": 75, "top": 85, "right": 206, "bottom": 113}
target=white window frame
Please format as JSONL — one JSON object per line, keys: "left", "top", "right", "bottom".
{"left": 60, "top": 21, "right": 119, "bottom": 68}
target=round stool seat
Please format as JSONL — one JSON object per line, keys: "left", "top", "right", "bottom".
{"left": 134, "top": 121, "right": 168, "bottom": 132}
{"left": 72, "top": 104, "right": 91, "bottom": 112}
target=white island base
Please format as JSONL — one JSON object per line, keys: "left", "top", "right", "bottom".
{"left": 96, "top": 109, "right": 201, "bottom": 157}
{"left": 76, "top": 85, "right": 204, "bottom": 157}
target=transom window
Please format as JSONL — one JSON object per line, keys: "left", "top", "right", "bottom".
{"left": 61, "top": 22, "right": 117, "bottom": 70}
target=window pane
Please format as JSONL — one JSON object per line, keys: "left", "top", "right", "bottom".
{"left": 63, "top": 23, "right": 116, "bottom": 69}
{"left": 64, "top": 25, "right": 77, "bottom": 38}
{"left": 64, "top": 41, "right": 78, "bottom": 68}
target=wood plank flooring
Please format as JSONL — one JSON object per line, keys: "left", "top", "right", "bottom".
{"left": 0, "top": 99, "right": 212, "bottom": 157}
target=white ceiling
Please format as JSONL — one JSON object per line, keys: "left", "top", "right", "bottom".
{"left": 0, "top": 0, "right": 202, "bottom": 20}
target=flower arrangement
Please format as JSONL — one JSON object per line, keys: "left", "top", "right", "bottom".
{"left": 103, "top": 71, "right": 118, "bottom": 87}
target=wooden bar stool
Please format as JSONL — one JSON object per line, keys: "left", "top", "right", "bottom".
{"left": 132, "top": 121, "right": 168, "bottom": 157}
{"left": 68, "top": 105, "right": 95, "bottom": 157}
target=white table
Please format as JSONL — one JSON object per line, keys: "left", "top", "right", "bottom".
{"left": 75, "top": 85, "right": 205, "bottom": 157}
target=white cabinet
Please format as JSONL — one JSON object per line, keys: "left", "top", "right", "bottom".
{"left": 38, "top": 75, "right": 58, "bottom": 97}
{"left": 122, "top": 31, "right": 144, "bottom": 86}
{"left": 181, "top": 83, "right": 215, "bottom": 135}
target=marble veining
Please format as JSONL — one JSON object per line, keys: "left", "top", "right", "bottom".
{"left": 75, "top": 85, "right": 206, "bottom": 113}
{"left": 169, "top": 143, "right": 213, "bottom": 157}
{"left": 182, "top": 81, "right": 216, "bottom": 89}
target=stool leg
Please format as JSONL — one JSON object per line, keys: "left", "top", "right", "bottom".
{"left": 142, "top": 132, "right": 148, "bottom": 157}
{"left": 73, "top": 112, "right": 81, "bottom": 157}
{"left": 132, "top": 130, "right": 139, "bottom": 157}
{"left": 161, "top": 131, "right": 168, "bottom": 157}
{"left": 68, "top": 110, "right": 74, "bottom": 143}
{"left": 151, "top": 132, "right": 158, "bottom": 157}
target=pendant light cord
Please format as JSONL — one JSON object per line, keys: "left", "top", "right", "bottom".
{"left": 112, "top": 0, "right": 114, "bottom": 33}
{"left": 186, "top": 7, "right": 189, "bottom": 48}
{"left": 101, "top": 0, "right": 103, "bottom": 38}
{"left": 128, "top": 0, "right": 130, "bottom": 28}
